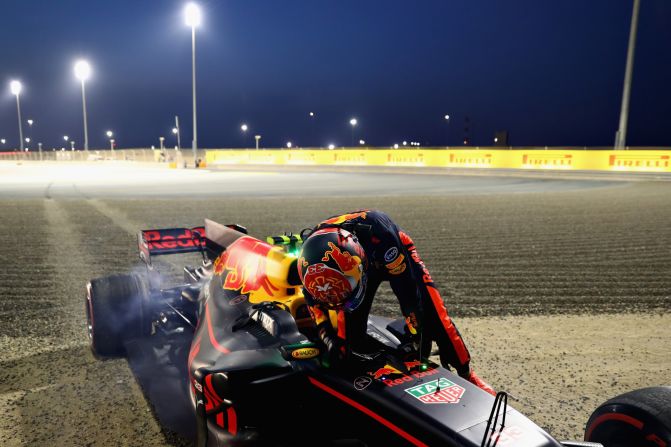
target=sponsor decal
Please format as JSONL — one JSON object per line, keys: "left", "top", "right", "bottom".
{"left": 383, "top": 366, "right": 439, "bottom": 387}
{"left": 321, "top": 211, "right": 368, "bottom": 225}
{"left": 522, "top": 153, "right": 573, "bottom": 168}
{"left": 143, "top": 227, "right": 206, "bottom": 251}
{"left": 409, "top": 250, "right": 433, "bottom": 284}
{"left": 368, "top": 364, "right": 403, "bottom": 380}
{"left": 404, "top": 377, "right": 465, "bottom": 404}
{"left": 303, "top": 262, "right": 352, "bottom": 306}
{"left": 229, "top": 294, "right": 248, "bottom": 305}
{"left": 353, "top": 376, "right": 372, "bottom": 390}
{"left": 389, "top": 263, "right": 406, "bottom": 275}
{"left": 214, "top": 236, "right": 280, "bottom": 296}
{"left": 385, "top": 254, "right": 405, "bottom": 270}
{"left": 384, "top": 246, "right": 399, "bottom": 263}
{"left": 291, "top": 347, "right": 320, "bottom": 360}
{"left": 404, "top": 360, "right": 421, "bottom": 370}
{"left": 193, "top": 379, "right": 203, "bottom": 392}
{"left": 489, "top": 426, "right": 524, "bottom": 446}
{"left": 609, "top": 153, "right": 670, "bottom": 169}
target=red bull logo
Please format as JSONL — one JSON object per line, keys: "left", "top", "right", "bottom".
{"left": 404, "top": 360, "right": 421, "bottom": 370}
{"left": 214, "top": 236, "right": 279, "bottom": 296}
{"left": 383, "top": 366, "right": 438, "bottom": 387}
{"left": 321, "top": 211, "right": 368, "bottom": 225}
{"left": 303, "top": 263, "right": 352, "bottom": 306}
{"left": 369, "top": 364, "right": 403, "bottom": 380}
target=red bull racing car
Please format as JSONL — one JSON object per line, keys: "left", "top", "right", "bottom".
{"left": 85, "top": 219, "right": 671, "bottom": 447}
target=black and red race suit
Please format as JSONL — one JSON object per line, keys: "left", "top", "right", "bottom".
{"left": 303, "top": 209, "right": 472, "bottom": 375}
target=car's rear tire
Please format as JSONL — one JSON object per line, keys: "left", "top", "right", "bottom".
{"left": 585, "top": 386, "right": 671, "bottom": 447}
{"left": 85, "top": 273, "right": 151, "bottom": 358}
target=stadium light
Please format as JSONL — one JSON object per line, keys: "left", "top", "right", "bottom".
{"left": 106, "top": 130, "right": 114, "bottom": 151}
{"left": 185, "top": 2, "right": 201, "bottom": 165}
{"left": 241, "top": 123, "right": 248, "bottom": 132}
{"left": 9, "top": 80, "right": 24, "bottom": 151}
{"left": 286, "top": 141, "right": 292, "bottom": 148}
{"left": 349, "top": 117, "right": 358, "bottom": 146}
{"left": 328, "top": 143, "right": 335, "bottom": 150}
{"left": 184, "top": 3, "right": 202, "bottom": 27}
{"left": 74, "top": 60, "right": 91, "bottom": 151}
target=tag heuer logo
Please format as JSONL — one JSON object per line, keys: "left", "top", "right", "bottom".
{"left": 404, "top": 377, "right": 465, "bottom": 404}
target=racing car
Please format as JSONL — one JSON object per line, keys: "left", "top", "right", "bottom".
{"left": 85, "top": 218, "right": 671, "bottom": 446}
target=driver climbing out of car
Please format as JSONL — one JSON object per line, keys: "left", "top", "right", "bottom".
{"left": 297, "top": 209, "right": 496, "bottom": 396}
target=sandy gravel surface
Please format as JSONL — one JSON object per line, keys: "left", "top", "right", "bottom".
{"left": 0, "top": 172, "right": 670, "bottom": 445}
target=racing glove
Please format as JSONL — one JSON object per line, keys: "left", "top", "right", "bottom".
{"left": 317, "top": 323, "right": 345, "bottom": 367}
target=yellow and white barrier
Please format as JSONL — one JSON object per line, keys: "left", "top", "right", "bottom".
{"left": 206, "top": 148, "right": 671, "bottom": 173}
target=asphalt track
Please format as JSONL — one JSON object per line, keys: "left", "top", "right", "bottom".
{"left": 0, "top": 162, "right": 669, "bottom": 446}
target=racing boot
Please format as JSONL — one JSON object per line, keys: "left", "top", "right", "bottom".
{"left": 465, "top": 370, "right": 496, "bottom": 396}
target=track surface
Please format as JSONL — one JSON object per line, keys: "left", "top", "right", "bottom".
{"left": 1, "top": 163, "right": 669, "bottom": 445}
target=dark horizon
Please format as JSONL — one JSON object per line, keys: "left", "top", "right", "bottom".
{"left": 1, "top": 0, "right": 671, "bottom": 150}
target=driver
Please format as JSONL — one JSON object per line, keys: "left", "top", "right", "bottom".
{"left": 297, "top": 209, "right": 495, "bottom": 396}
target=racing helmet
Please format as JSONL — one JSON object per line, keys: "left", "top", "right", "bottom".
{"left": 297, "top": 228, "right": 367, "bottom": 311}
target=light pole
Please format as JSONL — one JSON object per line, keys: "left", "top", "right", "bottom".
{"left": 106, "top": 130, "right": 114, "bottom": 151}
{"left": 615, "top": 0, "right": 640, "bottom": 150}
{"left": 185, "top": 2, "right": 201, "bottom": 165}
{"left": 308, "top": 111, "right": 316, "bottom": 146}
{"left": 172, "top": 128, "right": 180, "bottom": 149}
{"left": 10, "top": 80, "right": 24, "bottom": 152}
{"left": 240, "top": 123, "right": 249, "bottom": 147}
{"left": 255, "top": 135, "right": 261, "bottom": 150}
{"left": 444, "top": 114, "right": 450, "bottom": 147}
{"left": 174, "top": 115, "right": 181, "bottom": 150}
{"left": 74, "top": 60, "right": 91, "bottom": 151}
{"left": 159, "top": 136, "right": 165, "bottom": 150}
{"left": 349, "top": 117, "right": 357, "bottom": 147}
{"left": 27, "top": 119, "right": 34, "bottom": 144}
{"left": 70, "top": 140, "right": 75, "bottom": 151}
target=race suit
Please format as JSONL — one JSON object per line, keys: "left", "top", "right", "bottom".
{"left": 303, "top": 209, "right": 472, "bottom": 375}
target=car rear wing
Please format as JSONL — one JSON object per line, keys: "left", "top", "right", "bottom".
{"left": 138, "top": 223, "right": 249, "bottom": 266}
{"left": 138, "top": 227, "right": 206, "bottom": 265}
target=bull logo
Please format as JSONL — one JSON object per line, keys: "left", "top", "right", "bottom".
{"left": 214, "top": 236, "right": 279, "bottom": 296}
{"left": 322, "top": 242, "right": 362, "bottom": 282}
{"left": 321, "top": 211, "right": 368, "bottom": 225}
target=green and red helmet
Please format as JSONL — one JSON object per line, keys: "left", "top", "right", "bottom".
{"left": 297, "top": 228, "right": 367, "bottom": 311}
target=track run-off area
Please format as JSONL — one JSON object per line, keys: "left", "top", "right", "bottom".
{"left": 0, "top": 161, "right": 669, "bottom": 446}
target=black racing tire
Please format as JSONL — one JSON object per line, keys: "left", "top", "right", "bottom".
{"left": 85, "top": 273, "right": 151, "bottom": 358}
{"left": 585, "top": 386, "right": 671, "bottom": 447}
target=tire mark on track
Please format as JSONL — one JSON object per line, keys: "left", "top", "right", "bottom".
{"left": 0, "top": 199, "right": 166, "bottom": 446}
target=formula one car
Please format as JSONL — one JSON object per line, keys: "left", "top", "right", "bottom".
{"left": 85, "top": 219, "right": 671, "bottom": 447}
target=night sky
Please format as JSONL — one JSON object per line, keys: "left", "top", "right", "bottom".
{"left": 1, "top": 0, "right": 670, "bottom": 150}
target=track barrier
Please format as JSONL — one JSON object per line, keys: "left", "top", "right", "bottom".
{"left": 1, "top": 147, "right": 669, "bottom": 173}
